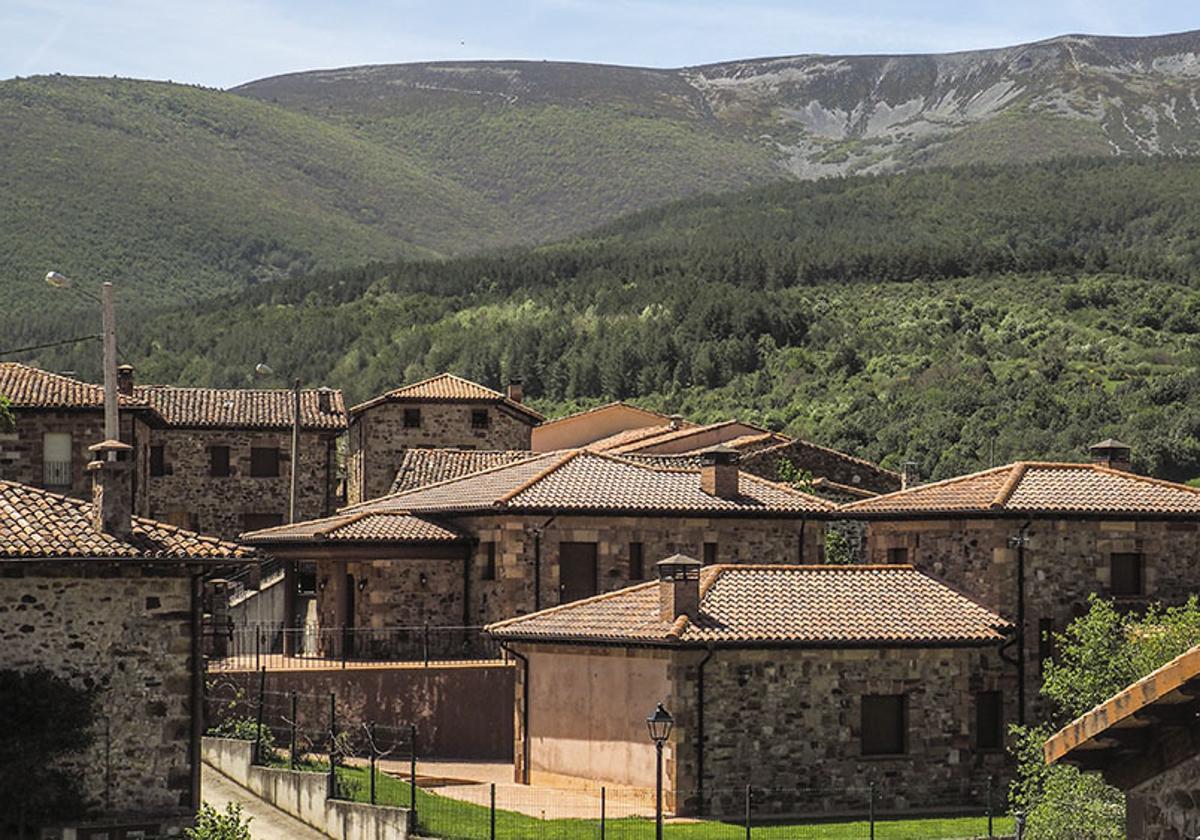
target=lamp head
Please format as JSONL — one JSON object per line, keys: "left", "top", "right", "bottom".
{"left": 254, "top": 363, "right": 274, "bottom": 377}
{"left": 45, "top": 270, "right": 71, "bottom": 289}
{"left": 646, "top": 702, "right": 674, "bottom": 745}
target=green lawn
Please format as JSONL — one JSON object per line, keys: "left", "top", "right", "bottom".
{"left": 331, "top": 765, "right": 1013, "bottom": 840}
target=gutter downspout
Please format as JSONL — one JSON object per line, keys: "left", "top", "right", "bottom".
{"left": 189, "top": 571, "right": 204, "bottom": 812}
{"left": 696, "top": 645, "right": 714, "bottom": 815}
{"left": 798, "top": 516, "right": 806, "bottom": 563}
{"left": 498, "top": 641, "right": 530, "bottom": 784}
{"left": 1007, "top": 520, "right": 1032, "bottom": 726}
{"left": 531, "top": 515, "right": 557, "bottom": 612}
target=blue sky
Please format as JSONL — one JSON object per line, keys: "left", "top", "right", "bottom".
{"left": 1, "top": 0, "right": 1196, "bottom": 89}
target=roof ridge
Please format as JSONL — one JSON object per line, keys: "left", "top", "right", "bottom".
{"left": 990, "top": 462, "right": 1029, "bottom": 509}
{"left": 611, "top": 418, "right": 759, "bottom": 454}
{"left": 538, "top": 401, "right": 673, "bottom": 428}
{"left": 1086, "top": 463, "right": 1200, "bottom": 497}
{"left": 841, "top": 462, "right": 1019, "bottom": 511}
{"left": 497, "top": 450, "right": 582, "bottom": 505}
{"left": 353, "top": 451, "right": 559, "bottom": 512}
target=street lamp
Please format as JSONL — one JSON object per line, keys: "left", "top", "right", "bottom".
{"left": 647, "top": 702, "right": 674, "bottom": 840}
{"left": 46, "top": 271, "right": 118, "bottom": 453}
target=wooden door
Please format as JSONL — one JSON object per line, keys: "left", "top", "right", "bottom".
{"left": 559, "top": 542, "right": 598, "bottom": 604}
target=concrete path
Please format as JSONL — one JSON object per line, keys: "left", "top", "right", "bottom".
{"left": 202, "top": 763, "right": 329, "bottom": 840}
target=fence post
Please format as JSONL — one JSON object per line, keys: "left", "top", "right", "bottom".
{"left": 600, "top": 786, "right": 606, "bottom": 840}
{"left": 253, "top": 666, "right": 266, "bottom": 765}
{"left": 987, "top": 774, "right": 994, "bottom": 838}
{"left": 410, "top": 724, "right": 418, "bottom": 819}
{"left": 255, "top": 626, "right": 261, "bottom": 671}
{"left": 289, "top": 691, "right": 298, "bottom": 770}
{"left": 327, "top": 692, "right": 337, "bottom": 799}
{"left": 489, "top": 782, "right": 496, "bottom": 840}
{"left": 423, "top": 621, "right": 431, "bottom": 668}
{"left": 744, "top": 784, "right": 751, "bottom": 840}
{"left": 868, "top": 782, "right": 875, "bottom": 840}
{"left": 1015, "top": 810, "right": 1025, "bottom": 840}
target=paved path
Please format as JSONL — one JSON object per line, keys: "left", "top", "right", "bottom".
{"left": 202, "top": 764, "right": 329, "bottom": 840}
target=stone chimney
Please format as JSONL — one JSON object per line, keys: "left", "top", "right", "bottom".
{"left": 88, "top": 440, "right": 133, "bottom": 538}
{"left": 1090, "top": 439, "right": 1133, "bottom": 472}
{"left": 901, "top": 461, "right": 921, "bottom": 491}
{"left": 317, "top": 387, "right": 333, "bottom": 413}
{"left": 668, "top": 414, "right": 684, "bottom": 430}
{"left": 507, "top": 380, "right": 524, "bottom": 403}
{"left": 699, "top": 445, "right": 740, "bottom": 499}
{"left": 116, "top": 364, "right": 135, "bottom": 397}
{"left": 657, "top": 554, "right": 702, "bottom": 622}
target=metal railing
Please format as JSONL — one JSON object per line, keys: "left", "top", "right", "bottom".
{"left": 206, "top": 623, "right": 502, "bottom": 671}
{"left": 42, "top": 459, "right": 72, "bottom": 487}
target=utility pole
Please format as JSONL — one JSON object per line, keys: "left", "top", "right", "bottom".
{"left": 101, "top": 282, "right": 119, "bottom": 454}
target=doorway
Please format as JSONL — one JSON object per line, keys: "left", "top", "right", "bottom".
{"left": 559, "top": 542, "right": 598, "bottom": 603}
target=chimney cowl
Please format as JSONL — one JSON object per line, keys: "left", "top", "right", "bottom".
{"left": 1089, "top": 438, "right": 1133, "bottom": 472}
{"left": 507, "top": 380, "right": 524, "bottom": 403}
{"left": 116, "top": 364, "right": 135, "bottom": 397}
{"left": 657, "top": 554, "right": 702, "bottom": 622}
{"left": 87, "top": 439, "right": 134, "bottom": 538}
{"left": 317, "top": 387, "right": 333, "bottom": 413}
{"left": 699, "top": 445, "right": 740, "bottom": 499}
{"left": 668, "top": 414, "right": 684, "bottom": 430}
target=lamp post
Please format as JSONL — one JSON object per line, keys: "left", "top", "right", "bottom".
{"left": 646, "top": 702, "right": 674, "bottom": 840}
{"left": 46, "top": 272, "right": 118, "bottom": 454}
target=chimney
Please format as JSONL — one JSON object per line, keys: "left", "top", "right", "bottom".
{"left": 900, "top": 461, "right": 921, "bottom": 491}
{"left": 317, "top": 387, "right": 333, "bottom": 413}
{"left": 1090, "top": 439, "right": 1133, "bottom": 472}
{"left": 668, "top": 414, "right": 684, "bottom": 430}
{"left": 507, "top": 380, "right": 524, "bottom": 403}
{"left": 88, "top": 440, "right": 133, "bottom": 538}
{"left": 116, "top": 364, "right": 135, "bottom": 397}
{"left": 699, "top": 445, "right": 740, "bottom": 499}
{"left": 657, "top": 554, "right": 702, "bottom": 622}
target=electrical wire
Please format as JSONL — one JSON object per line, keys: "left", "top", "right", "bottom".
{"left": 0, "top": 334, "right": 101, "bottom": 357}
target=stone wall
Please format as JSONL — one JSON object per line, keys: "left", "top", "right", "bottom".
{"left": 0, "top": 565, "right": 196, "bottom": 826}
{"left": 742, "top": 440, "right": 901, "bottom": 495}
{"left": 347, "top": 402, "right": 535, "bottom": 504}
{"left": 0, "top": 409, "right": 151, "bottom": 515}
{"left": 311, "top": 513, "right": 823, "bottom": 630}
{"left": 145, "top": 427, "right": 339, "bottom": 541}
{"left": 1126, "top": 750, "right": 1200, "bottom": 840}
{"left": 864, "top": 517, "right": 1200, "bottom": 721}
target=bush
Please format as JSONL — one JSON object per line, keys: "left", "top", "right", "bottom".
{"left": 186, "top": 803, "right": 252, "bottom": 840}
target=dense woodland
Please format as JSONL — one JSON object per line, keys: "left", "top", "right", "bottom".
{"left": 20, "top": 157, "right": 1200, "bottom": 482}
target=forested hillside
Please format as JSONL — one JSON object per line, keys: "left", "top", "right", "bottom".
{"left": 38, "top": 158, "right": 1194, "bottom": 484}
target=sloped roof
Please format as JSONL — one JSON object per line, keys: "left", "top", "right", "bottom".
{"left": 242, "top": 510, "right": 466, "bottom": 544}
{"left": 487, "top": 564, "right": 1009, "bottom": 647}
{"left": 350, "top": 373, "right": 543, "bottom": 422}
{"left": 606, "top": 420, "right": 778, "bottom": 454}
{"left": 391, "top": 448, "right": 538, "bottom": 494}
{"left": 536, "top": 401, "right": 678, "bottom": 430}
{"left": 0, "top": 479, "right": 255, "bottom": 561}
{"left": 0, "top": 363, "right": 150, "bottom": 410}
{"left": 135, "top": 385, "right": 347, "bottom": 431}
{"left": 841, "top": 462, "right": 1200, "bottom": 517}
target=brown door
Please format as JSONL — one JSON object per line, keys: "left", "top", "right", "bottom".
{"left": 559, "top": 542, "right": 598, "bottom": 603}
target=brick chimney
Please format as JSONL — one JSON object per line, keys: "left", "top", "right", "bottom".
{"left": 657, "top": 554, "right": 702, "bottom": 622}
{"left": 507, "top": 380, "right": 523, "bottom": 403}
{"left": 699, "top": 445, "right": 739, "bottom": 499}
{"left": 88, "top": 440, "right": 133, "bottom": 538}
{"left": 116, "top": 364, "right": 135, "bottom": 397}
{"left": 901, "top": 461, "right": 921, "bottom": 491}
{"left": 1090, "top": 439, "right": 1133, "bottom": 472}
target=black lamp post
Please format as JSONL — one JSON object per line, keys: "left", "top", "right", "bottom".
{"left": 647, "top": 702, "right": 674, "bottom": 840}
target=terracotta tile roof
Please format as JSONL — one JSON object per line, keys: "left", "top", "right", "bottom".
{"left": 0, "top": 363, "right": 149, "bottom": 410}
{"left": 0, "top": 479, "right": 255, "bottom": 561}
{"left": 242, "top": 510, "right": 466, "bottom": 544}
{"left": 585, "top": 424, "right": 682, "bottom": 452}
{"left": 1044, "top": 644, "right": 1200, "bottom": 769}
{"left": 536, "top": 401, "right": 678, "bottom": 430}
{"left": 350, "top": 373, "right": 543, "bottom": 422}
{"left": 487, "top": 564, "right": 1009, "bottom": 647}
{"left": 842, "top": 462, "right": 1200, "bottom": 517}
{"left": 606, "top": 420, "right": 768, "bottom": 454}
{"left": 390, "top": 449, "right": 538, "bottom": 494}
{"left": 134, "top": 386, "right": 347, "bottom": 431}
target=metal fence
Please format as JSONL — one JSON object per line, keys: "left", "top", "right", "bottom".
{"left": 205, "top": 623, "right": 502, "bottom": 670}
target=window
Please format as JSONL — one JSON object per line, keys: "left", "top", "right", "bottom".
{"left": 250, "top": 447, "right": 280, "bottom": 478}
{"left": 471, "top": 409, "right": 490, "bottom": 429}
{"left": 481, "top": 542, "right": 497, "bottom": 581}
{"left": 209, "top": 445, "right": 231, "bottom": 477}
{"left": 975, "top": 691, "right": 1004, "bottom": 750}
{"left": 149, "top": 445, "right": 166, "bottom": 477}
{"left": 403, "top": 408, "right": 421, "bottom": 428}
{"left": 242, "top": 512, "right": 284, "bottom": 532}
{"left": 629, "top": 542, "right": 645, "bottom": 580}
{"left": 163, "top": 510, "right": 193, "bottom": 530}
{"left": 887, "top": 546, "right": 909, "bottom": 563}
{"left": 703, "top": 542, "right": 718, "bottom": 566}
{"left": 1111, "top": 553, "right": 1144, "bottom": 597}
{"left": 1038, "top": 618, "right": 1056, "bottom": 676}
{"left": 861, "top": 694, "right": 906, "bottom": 755}
{"left": 42, "top": 432, "right": 73, "bottom": 486}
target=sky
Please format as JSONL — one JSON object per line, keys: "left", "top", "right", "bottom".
{"left": 1, "top": 0, "right": 1196, "bottom": 89}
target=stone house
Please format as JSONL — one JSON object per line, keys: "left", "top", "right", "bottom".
{"left": 0, "top": 441, "right": 255, "bottom": 838}
{"left": 346, "top": 373, "right": 543, "bottom": 504}
{"left": 242, "top": 448, "right": 834, "bottom": 641}
{"left": 487, "top": 559, "right": 1013, "bottom": 818}
{"left": 129, "top": 370, "right": 347, "bottom": 540}
{"left": 0, "top": 362, "right": 155, "bottom": 513}
{"left": 1044, "top": 644, "right": 1200, "bottom": 840}
{"left": 841, "top": 442, "right": 1200, "bottom": 724}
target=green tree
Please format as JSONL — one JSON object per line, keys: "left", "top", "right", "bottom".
{"left": 0, "top": 396, "right": 12, "bottom": 433}
{"left": 185, "top": 803, "right": 253, "bottom": 840}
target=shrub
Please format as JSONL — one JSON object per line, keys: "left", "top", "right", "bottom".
{"left": 186, "top": 803, "right": 252, "bottom": 840}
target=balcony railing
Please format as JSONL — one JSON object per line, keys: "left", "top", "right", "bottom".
{"left": 42, "top": 459, "right": 73, "bottom": 487}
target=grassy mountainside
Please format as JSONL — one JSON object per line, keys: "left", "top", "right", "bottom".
{"left": 39, "top": 157, "right": 1197, "bottom": 483}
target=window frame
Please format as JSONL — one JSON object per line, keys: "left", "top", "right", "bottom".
{"left": 149, "top": 444, "right": 167, "bottom": 478}
{"left": 470, "top": 408, "right": 490, "bottom": 430}
{"left": 974, "top": 690, "right": 1005, "bottom": 751}
{"left": 208, "top": 445, "right": 231, "bottom": 478}
{"left": 41, "top": 431, "right": 74, "bottom": 487}
{"left": 403, "top": 408, "right": 422, "bottom": 429}
{"left": 861, "top": 694, "right": 907, "bottom": 757}
{"left": 629, "top": 541, "right": 645, "bottom": 580}
{"left": 249, "top": 446, "right": 281, "bottom": 478}
{"left": 481, "top": 542, "right": 497, "bottom": 581}
{"left": 241, "top": 512, "right": 285, "bottom": 532}
{"left": 886, "top": 546, "right": 909, "bottom": 564}
{"left": 702, "top": 542, "right": 718, "bottom": 566}
{"left": 1110, "top": 552, "right": 1144, "bottom": 598}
